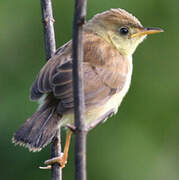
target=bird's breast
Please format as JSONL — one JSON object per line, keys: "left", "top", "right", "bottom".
{"left": 97, "top": 56, "right": 133, "bottom": 115}
{"left": 60, "top": 56, "right": 133, "bottom": 127}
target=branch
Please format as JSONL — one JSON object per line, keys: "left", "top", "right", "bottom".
{"left": 72, "top": 0, "right": 87, "bottom": 180}
{"left": 41, "top": 0, "right": 56, "bottom": 60}
{"left": 40, "top": 1, "right": 62, "bottom": 180}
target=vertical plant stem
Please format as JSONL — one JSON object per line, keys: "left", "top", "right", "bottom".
{"left": 40, "top": 0, "right": 56, "bottom": 60}
{"left": 72, "top": 0, "right": 87, "bottom": 180}
{"left": 40, "top": 1, "right": 62, "bottom": 180}
{"left": 50, "top": 129, "right": 62, "bottom": 180}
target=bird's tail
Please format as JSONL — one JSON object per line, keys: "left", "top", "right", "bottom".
{"left": 12, "top": 97, "right": 61, "bottom": 152}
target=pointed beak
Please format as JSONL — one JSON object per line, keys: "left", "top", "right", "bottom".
{"left": 131, "top": 27, "right": 164, "bottom": 38}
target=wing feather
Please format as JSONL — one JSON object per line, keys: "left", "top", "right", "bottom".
{"left": 30, "top": 33, "right": 129, "bottom": 114}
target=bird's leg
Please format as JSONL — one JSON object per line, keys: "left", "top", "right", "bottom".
{"left": 40, "top": 129, "right": 72, "bottom": 169}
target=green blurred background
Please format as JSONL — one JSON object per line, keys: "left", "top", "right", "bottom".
{"left": 0, "top": 0, "right": 178, "bottom": 179}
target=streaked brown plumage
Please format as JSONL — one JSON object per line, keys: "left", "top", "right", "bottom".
{"left": 13, "top": 8, "right": 163, "bottom": 152}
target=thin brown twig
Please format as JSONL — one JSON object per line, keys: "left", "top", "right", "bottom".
{"left": 40, "top": 0, "right": 56, "bottom": 60}
{"left": 40, "top": 1, "right": 62, "bottom": 180}
{"left": 72, "top": 0, "right": 87, "bottom": 180}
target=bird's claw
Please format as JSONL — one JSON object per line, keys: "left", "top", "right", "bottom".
{"left": 39, "top": 165, "right": 51, "bottom": 169}
{"left": 66, "top": 124, "right": 76, "bottom": 132}
{"left": 39, "top": 153, "right": 67, "bottom": 169}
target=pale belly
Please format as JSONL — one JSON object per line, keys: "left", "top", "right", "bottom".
{"left": 59, "top": 57, "right": 133, "bottom": 127}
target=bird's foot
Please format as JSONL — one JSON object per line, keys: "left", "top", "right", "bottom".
{"left": 66, "top": 124, "right": 76, "bottom": 132}
{"left": 39, "top": 152, "right": 67, "bottom": 169}
{"left": 40, "top": 129, "right": 72, "bottom": 170}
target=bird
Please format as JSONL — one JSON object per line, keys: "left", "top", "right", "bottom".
{"left": 12, "top": 8, "right": 163, "bottom": 168}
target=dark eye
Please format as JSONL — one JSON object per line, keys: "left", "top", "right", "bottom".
{"left": 119, "top": 27, "right": 129, "bottom": 35}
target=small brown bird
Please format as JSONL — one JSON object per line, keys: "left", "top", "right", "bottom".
{"left": 13, "top": 8, "right": 163, "bottom": 167}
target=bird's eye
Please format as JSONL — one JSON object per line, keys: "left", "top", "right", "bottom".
{"left": 119, "top": 27, "right": 129, "bottom": 35}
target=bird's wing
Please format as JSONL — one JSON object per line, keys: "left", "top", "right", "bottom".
{"left": 30, "top": 41, "right": 73, "bottom": 100}
{"left": 30, "top": 58, "right": 115, "bottom": 112}
{"left": 30, "top": 35, "right": 129, "bottom": 113}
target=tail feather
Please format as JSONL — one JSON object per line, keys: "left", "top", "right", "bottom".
{"left": 12, "top": 102, "right": 61, "bottom": 152}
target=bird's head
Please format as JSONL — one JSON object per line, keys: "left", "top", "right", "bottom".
{"left": 85, "top": 8, "right": 163, "bottom": 56}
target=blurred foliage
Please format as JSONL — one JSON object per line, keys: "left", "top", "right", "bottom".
{"left": 0, "top": 0, "right": 178, "bottom": 180}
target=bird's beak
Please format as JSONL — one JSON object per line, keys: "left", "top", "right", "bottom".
{"left": 131, "top": 27, "right": 164, "bottom": 38}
